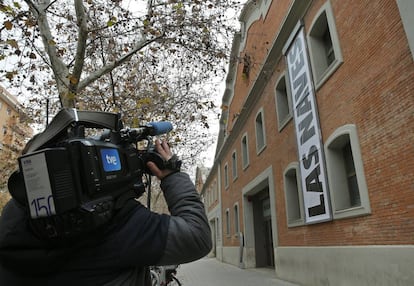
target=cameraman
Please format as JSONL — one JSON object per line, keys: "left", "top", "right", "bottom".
{"left": 0, "top": 139, "right": 212, "bottom": 285}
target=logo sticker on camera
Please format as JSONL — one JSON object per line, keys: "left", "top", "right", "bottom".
{"left": 101, "top": 148, "right": 121, "bottom": 172}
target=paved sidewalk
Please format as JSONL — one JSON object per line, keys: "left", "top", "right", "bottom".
{"left": 175, "top": 257, "right": 300, "bottom": 286}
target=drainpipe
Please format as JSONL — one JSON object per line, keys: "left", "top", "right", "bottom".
{"left": 238, "top": 231, "right": 245, "bottom": 269}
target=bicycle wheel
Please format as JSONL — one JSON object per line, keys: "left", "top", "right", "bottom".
{"left": 167, "top": 275, "right": 182, "bottom": 286}
{"left": 150, "top": 269, "right": 160, "bottom": 286}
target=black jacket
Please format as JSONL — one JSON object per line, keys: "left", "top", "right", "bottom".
{"left": 0, "top": 172, "right": 212, "bottom": 286}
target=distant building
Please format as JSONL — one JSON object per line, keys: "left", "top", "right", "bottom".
{"left": 195, "top": 166, "right": 210, "bottom": 194}
{"left": 198, "top": 165, "right": 220, "bottom": 258}
{"left": 201, "top": 0, "right": 414, "bottom": 285}
{"left": 0, "top": 85, "right": 33, "bottom": 189}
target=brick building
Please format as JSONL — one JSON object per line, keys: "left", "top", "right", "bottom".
{"left": 201, "top": 0, "right": 414, "bottom": 285}
{"left": 0, "top": 85, "right": 32, "bottom": 189}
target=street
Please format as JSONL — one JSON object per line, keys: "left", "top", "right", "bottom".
{"left": 175, "top": 257, "right": 300, "bottom": 286}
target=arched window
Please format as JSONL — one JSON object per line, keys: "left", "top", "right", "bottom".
{"left": 241, "top": 133, "right": 249, "bottom": 169}
{"left": 325, "top": 124, "right": 371, "bottom": 219}
{"left": 255, "top": 109, "right": 266, "bottom": 154}
{"left": 275, "top": 73, "right": 292, "bottom": 130}
{"left": 308, "top": 1, "right": 343, "bottom": 89}
{"left": 284, "top": 162, "right": 305, "bottom": 227}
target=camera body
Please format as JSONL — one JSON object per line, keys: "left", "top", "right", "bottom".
{"left": 9, "top": 108, "right": 172, "bottom": 240}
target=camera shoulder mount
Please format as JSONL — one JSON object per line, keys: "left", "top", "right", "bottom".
{"left": 8, "top": 108, "right": 175, "bottom": 241}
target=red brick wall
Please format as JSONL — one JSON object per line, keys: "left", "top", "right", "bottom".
{"left": 227, "top": 0, "right": 291, "bottom": 134}
{"left": 220, "top": 0, "right": 414, "bottom": 248}
{"left": 280, "top": 0, "right": 414, "bottom": 246}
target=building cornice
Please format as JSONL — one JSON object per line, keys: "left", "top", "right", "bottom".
{"left": 0, "top": 86, "right": 20, "bottom": 112}
{"left": 213, "top": 0, "right": 312, "bottom": 175}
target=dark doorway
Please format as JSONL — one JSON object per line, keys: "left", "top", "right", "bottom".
{"left": 252, "top": 188, "right": 275, "bottom": 268}
{"left": 210, "top": 218, "right": 216, "bottom": 257}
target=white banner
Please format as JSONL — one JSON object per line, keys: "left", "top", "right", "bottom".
{"left": 285, "top": 27, "right": 331, "bottom": 223}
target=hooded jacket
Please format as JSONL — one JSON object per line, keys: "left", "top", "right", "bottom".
{"left": 0, "top": 172, "right": 212, "bottom": 286}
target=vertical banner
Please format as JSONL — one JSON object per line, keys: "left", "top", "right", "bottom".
{"left": 284, "top": 26, "right": 331, "bottom": 223}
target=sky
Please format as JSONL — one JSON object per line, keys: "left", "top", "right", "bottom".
{"left": 0, "top": 0, "right": 247, "bottom": 169}
{"left": 119, "top": 0, "right": 245, "bottom": 168}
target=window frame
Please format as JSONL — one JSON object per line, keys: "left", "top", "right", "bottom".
{"left": 307, "top": 0, "right": 343, "bottom": 90}
{"left": 232, "top": 150, "right": 238, "bottom": 181}
{"left": 213, "top": 179, "right": 218, "bottom": 203}
{"left": 275, "top": 73, "right": 293, "bottom": 131}
{"left": 241, "top": 133, "right": 250, "bottom": 170}
{"left": 255, "top": 108, "right": 266, "bottom": 154}
{"left": 283, "top": 162, "right": 305, "bottom": 227}
{"left": 324, "top": 124, "right": 371, "bottom": 219}
{"left": 224, "top": 163, "right": 229, "bottom": 189}
{"left": 233, "top": 203, "right": 240, "bottom": 236}
{"left": 225, "top": 208, "right": 231, "bottom": 237}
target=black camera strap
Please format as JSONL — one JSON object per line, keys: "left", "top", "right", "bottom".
{"left": 24, "top": 108, "right": 121, "bottom": 154}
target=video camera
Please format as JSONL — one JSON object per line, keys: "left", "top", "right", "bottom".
{"left": 8, "top": 108, "right": 179, "bottom": 240}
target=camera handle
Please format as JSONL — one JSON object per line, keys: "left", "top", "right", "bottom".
{"left": 142, "top": 140, "right": 182, "bottom": 212}
{"left": 146, "top": 175, "right": 152, "bottom": 211}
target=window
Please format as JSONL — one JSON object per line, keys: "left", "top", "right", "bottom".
{"left": 284, "top": 163, "right": 305, "bottom": 227}
{"left": 6, "top": 107, "right": 11, "bottom": 116}
{"left": 308, "top": 1, "right": 343, "bottom": 89}
{"left": 343, "top": 143, "right": 360, "bottom": 207}
{"left": 2, "top": 126, "right": 7, "bottom": 135}
{"left": 215, "top": 217, "right": 220, "bottom": 241}
{"left": 325, "top": 124, "right": 371, "bottom": 219}
{"left": 255, "top": 109, "right": 266, "bottom": 153}
{"left": 212, "top": 179, "right": 218, "bottom": 203}
{"left": 275, "top": 74, "right": 292, "bottom": 130}
{"left": 241, "top": 133, "right": 249, "bottom": 169}
{"left": 224, "top": 163, "right": 229, "bottom": 189}
{"left": 397, "top": 0, "right": 414, "bottom": 60}
{"left": 232, "top": 150, "right": 237, "bottom": 180}
{"left": 207, "top": 188, "right": 212, "bottom": 206}
{"left": 225, "top": 209, "right": 230, "bottom": 236}
{"left": 234, "top": 204, "right": 240, "bottom": 235}
{"left": 323, "top": 29, "right": 335, "bottom": 66}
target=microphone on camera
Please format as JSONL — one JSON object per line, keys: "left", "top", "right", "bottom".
{"left": 97, "top": 121, "right": 173, "bottom": 142}
{"left": 124, "top": 121, "right": 173, "bottom": 140}
{"left": 146, "top": 121, "right": 173, "bottom": 136}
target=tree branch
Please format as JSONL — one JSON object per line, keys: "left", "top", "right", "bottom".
{"left": 77, "top": 35, "right": 164, "bottom": 91}
{"left": 24, "top": 0, "right": 71, "bottom": 107}
{"left": 70, "top": 0, "right": 88, "bottom": 91}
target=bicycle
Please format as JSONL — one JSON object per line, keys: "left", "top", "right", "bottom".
{"left": 150, "top": 264, "right": 182, "bottom": 286}
{"left": 145, "top": 167, "right": 182, "bottom": 285}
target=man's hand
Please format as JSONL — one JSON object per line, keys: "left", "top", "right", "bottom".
{"left": 146, "top": 139, "right": 175, "bottom": 180}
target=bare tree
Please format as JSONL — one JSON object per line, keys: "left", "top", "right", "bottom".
{"left": 1, "top": 0, "right": 243, "bottom": 165}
